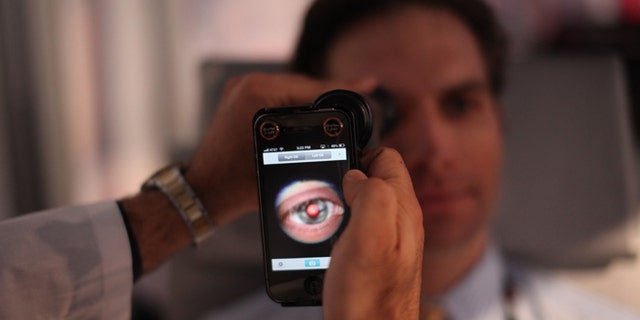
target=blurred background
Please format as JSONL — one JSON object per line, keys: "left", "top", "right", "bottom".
{"left": 1, "top": 0, "right": 639, "bottom": 319}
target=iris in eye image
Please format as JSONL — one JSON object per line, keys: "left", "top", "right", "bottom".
{"left": 275, "top": 180, "right": 345, "bottom": 244}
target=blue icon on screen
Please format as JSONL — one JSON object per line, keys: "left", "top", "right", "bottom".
{"left": 304, "top": 259, "right": 320, "bottom": 268}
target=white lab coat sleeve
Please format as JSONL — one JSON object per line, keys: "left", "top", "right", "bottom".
{"left": 0, "top": 201, "right": 133, "bottom": 319}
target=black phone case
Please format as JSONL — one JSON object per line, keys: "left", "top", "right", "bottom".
{"left": 252, "top": 90, "right": 373, "bottom": 306}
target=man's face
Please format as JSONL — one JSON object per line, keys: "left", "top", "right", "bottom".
{"left": 326, "top": 6, "right": 503, "bottom": 251}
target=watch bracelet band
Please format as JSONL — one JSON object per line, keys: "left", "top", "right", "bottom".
{"left": 142, "top": 163, "right": 213, "bottom": 245}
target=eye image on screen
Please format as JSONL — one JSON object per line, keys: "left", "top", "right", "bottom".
{"left": 275, "top": 180, "right": 345, "bottom": 244}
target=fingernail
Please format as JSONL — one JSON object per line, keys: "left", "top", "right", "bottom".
{"left": 343, "top": 169, "right": 367, "bottom": 184}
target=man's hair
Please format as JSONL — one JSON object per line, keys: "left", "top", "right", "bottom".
{"left": 290, "top": 0, "right": 508, "bottom": 94}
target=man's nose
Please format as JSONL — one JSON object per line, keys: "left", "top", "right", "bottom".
{"left": 408, "top": 101, "right": 455, "bottom": 171}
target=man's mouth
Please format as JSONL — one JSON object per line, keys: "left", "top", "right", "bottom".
{"left": 418, "top": 188, "right": 471, "bottom": 213}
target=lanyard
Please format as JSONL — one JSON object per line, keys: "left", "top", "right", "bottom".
{"left": 503, "top": 272, "right": 518, "bottom": 320}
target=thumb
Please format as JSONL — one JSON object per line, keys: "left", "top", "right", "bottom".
{"left": 342, "top": 169, "right": 368, "bottom": 206}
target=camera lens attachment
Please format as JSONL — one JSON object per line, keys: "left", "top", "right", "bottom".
{"left": 312, "top": 90, "right": 373, "bottom": 149}
{"left": 259, "top": 121, "right": 280, "bottom": 140}
{"left": 323, "top": 117, "right": 344, "bottom": 137}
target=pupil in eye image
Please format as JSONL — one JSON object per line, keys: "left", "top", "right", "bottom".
{"left": 294, "top": 199, "right": 330, "bottom": 224}
{"left": 305, "top": 202, "right": 320, "bottom": 219}
{"left": 275, "top": 180, "right": 345, "bottom": 244}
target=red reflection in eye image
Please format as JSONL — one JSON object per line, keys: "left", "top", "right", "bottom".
{"left": 275, "top": 180, "right": 345, "bottom": 244}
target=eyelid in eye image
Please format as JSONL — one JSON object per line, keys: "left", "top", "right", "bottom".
{"left": 275, "top": 180, "right": 345, "bottom": 244}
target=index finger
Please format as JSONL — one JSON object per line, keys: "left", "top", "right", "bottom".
{"left": 360, "top": 147, "right": 423, "bottom": 246}
{"left": 360, "top": 147, "right": 416, "bottom": 199}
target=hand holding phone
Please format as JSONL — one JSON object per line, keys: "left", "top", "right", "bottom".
{"left": 187, "top": 74, "right": 376, "bottom": 228}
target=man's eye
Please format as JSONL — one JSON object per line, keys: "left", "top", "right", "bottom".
{"left": 275, "top": 180, "right": 345, "bottom": 244}
{"left": 442, "top": 94, "right": 479, "bottom": 118}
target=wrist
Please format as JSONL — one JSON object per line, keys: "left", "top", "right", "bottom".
{"left": 120, "top": 190, "right": 192, "bottom": 274}
{"left": 183, "top": 162, "right": 252, "bottom": 227}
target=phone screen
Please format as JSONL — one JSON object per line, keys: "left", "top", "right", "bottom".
{"left": 254, "top": 108, "right": 356, "bottom": 303}
{"left": 262, "top": 145, "right": 349, "bottom": 269}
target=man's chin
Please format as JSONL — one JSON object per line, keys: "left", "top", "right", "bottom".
{"left": 423, "top": 229, "right": 464, "bottom": 250}
{"left": 417, "top": 194, "right": 489, "bottom": 250}
{"left": 423, "top": 237, "right": 465, "bottom": 254}
{"left": 420, "top": 214, "right": 483, "bottom": 253}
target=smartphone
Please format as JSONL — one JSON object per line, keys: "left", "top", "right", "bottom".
{"left": 253, "top": 90, "right": 371, "bottom": 306}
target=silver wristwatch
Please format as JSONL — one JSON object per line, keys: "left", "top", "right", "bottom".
{"left": 142, "top": 163, "right": 213, "bottom": 245}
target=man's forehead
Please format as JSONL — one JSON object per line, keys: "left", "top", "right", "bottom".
{"left": 326, "top": 6, "right": 489, "bottom": 94}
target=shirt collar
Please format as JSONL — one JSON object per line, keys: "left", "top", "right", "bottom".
{"left": 437, "top": 244, "right": 506, "bottom": 320}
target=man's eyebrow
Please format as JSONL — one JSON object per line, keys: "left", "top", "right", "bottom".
{"left": 443, "top": 80, "right": 490, "bottom": 94}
